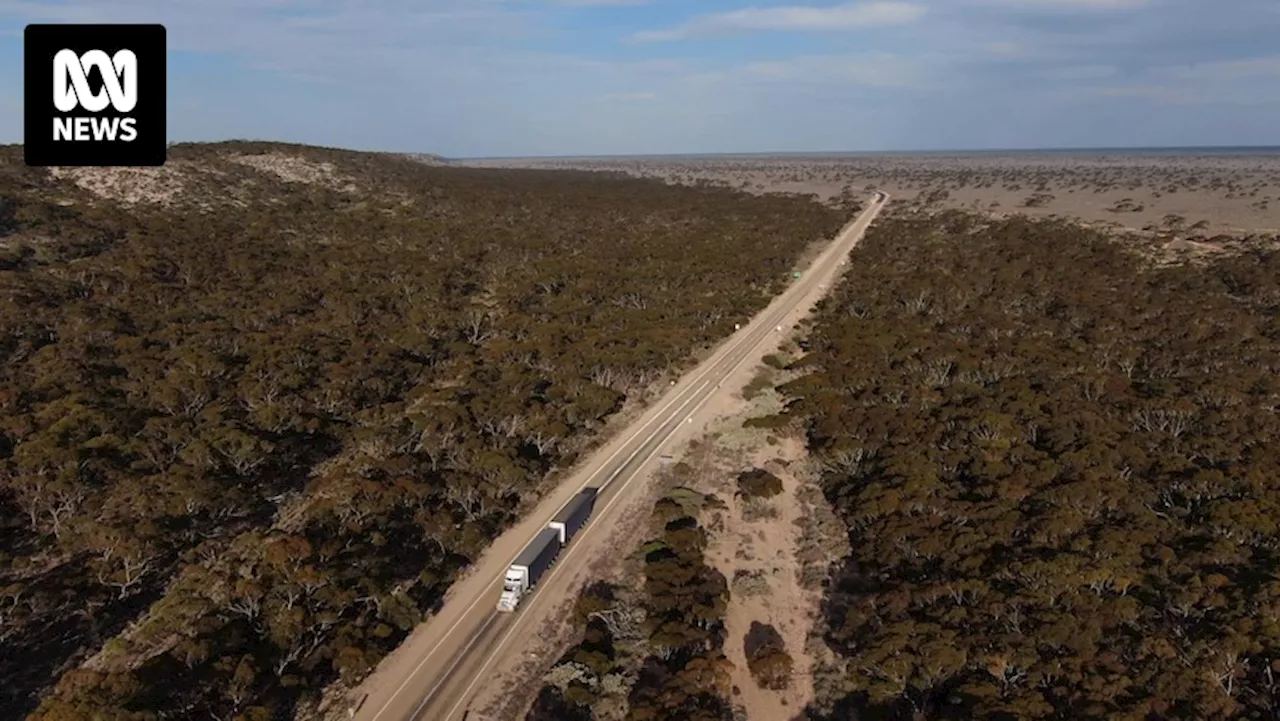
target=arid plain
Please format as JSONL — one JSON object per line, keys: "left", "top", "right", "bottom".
{"left": 465, "top": 152, "right": 1280, "bottom": 236}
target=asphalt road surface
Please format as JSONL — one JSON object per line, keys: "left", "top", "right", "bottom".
{"left": 353, "top": 192, "right": 888, "bottom": 721}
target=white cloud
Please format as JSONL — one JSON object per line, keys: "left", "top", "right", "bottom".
{"left": 1039, "top": 64, "right": 1117, "bottom": 80}
{"left": 551, "top": 0, "right": 648, "bottom": 5}
{"left": 1089, "top": 56, "right": 1280, "bottom": 106}
{"left": 632, "top": 1, "right": 925, "bottom": 42}
{"left": 600, "top": 91, "right": 658, "bottom": 101}
{"left": 679, "top": 71, "right": 729, "bottom": 87}
{"left": 1162, "top": 56, "right": 1280, "bottom": 80}
{"left": 0, "top": 0, "right": 535, "bottom": 73}
{"left": 967, "top": 0, "right": 1152, "bottom": 9}
{"left": 742, "top": 52, "right": 925, "bottom": 88}
{"left": 980, "top": 42, "right": 1025, "bottom": 57}
{"left": 1095, "top": 86, "right": 1217, "bottom": 105}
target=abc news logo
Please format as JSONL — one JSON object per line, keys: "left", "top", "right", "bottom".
{"left": 25, "top": 24, "right": 166, "bottom": 166}
{"left": 53, "top": 49, "right": 139, "bottom": 142}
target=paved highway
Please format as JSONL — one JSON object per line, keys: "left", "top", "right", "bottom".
{"left": 353, "top": 192, "right": 887, "bottom": 721}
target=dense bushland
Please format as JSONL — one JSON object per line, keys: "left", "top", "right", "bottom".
{"left": 780, "top": 211, "right": 1280, "bottom": 719}
{"left": 0, "top": 142, "right": 845, "bottom": 719}
{"left": 527, "top": 488, "right": 733, "bottom": 721}
{"left": 526, "top": 582, "right": 630, "bottom": 721}
{"left": 627, "top": 491, "right": 733, "bottom": 721}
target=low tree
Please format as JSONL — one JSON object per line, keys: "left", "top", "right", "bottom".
{"left": 743, "top": 622, "right": 792, "bottom": 690}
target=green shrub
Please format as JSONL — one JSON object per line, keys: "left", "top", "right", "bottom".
{"left": 736, "top": 468, "right": 783, "bottom": 499}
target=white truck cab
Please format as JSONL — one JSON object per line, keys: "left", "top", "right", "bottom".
{"left": 497, "top": 568, "right": 528, "bottom": 612}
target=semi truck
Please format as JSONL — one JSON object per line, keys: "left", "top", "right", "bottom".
{"left": 497, "top": 528, "right": 560, "bottom": 612}
{"left": 496, "top": 487, "right": 601, "bottom": 612}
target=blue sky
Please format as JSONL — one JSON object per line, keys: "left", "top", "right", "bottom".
{"left": 1, "top": 0, "right": 1279, "bottom": 157}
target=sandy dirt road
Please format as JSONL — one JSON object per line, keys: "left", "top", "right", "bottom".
{"left": 346, "top": 192, "right": 887, "bottom": 721}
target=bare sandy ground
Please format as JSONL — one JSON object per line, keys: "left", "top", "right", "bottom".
{"left": 681, "top": 345, "right": 870, "bottom": 721}
{"left": 701, "top": 415, "right": 821, "bottom": 719}
{"left": 463, "top": 153, "right": 1280, "bottom": 235}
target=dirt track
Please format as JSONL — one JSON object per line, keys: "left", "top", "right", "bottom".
{"left": 342, "top": 194, "right": 886, "bottom": 721}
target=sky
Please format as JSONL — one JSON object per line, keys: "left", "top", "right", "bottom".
{"left": 1, "top": 0, "right": 1279, "bottom": 157}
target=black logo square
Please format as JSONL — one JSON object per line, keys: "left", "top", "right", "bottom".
{"left": 24, "top": 24, "right": 167, "bottom": 167}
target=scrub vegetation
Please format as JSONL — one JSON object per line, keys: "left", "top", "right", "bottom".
{"left": 527, "top": 487, "right": 733, "bottom": 721}
{"left": 776, "top": 211, "right": 1280, "bottom": 719}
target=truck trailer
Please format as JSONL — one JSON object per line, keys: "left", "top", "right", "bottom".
{"left": 496, "top": 528, "right": 561, "bottom": 612}
{"left": 549, "top": 487, "right": 598, "bottom": 544}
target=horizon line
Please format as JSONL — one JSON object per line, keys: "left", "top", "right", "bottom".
{"left": 7, "top": 140, "right": 1278, "bottom": 163}
{"left": 454, "top": 144, "right": 1280, "bottom": 162}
